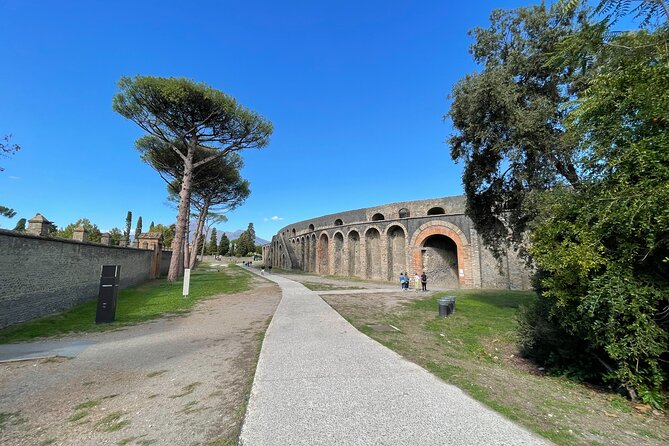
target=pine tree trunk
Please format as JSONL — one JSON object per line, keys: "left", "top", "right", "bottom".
{"left": 167, "top": 150, "right": 194, "bottom": 282}
{"left": 189, "top": 205, "right": 208, "bottom": 269}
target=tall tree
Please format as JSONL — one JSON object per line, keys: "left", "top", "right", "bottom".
{"left": 135, "top": 216, "right": 143, "bottom": 239}
{"left": 208, "top": 228, "right": 218, "bottom": 255}
{"left": 124, "top": 211, "right": 132, "bottom": 242}
{"left": 149, "top": 221, "right": 155, "bottom": 232}
{"left": 113, "top": 76, "right": 272, "bottom": 281}
{"left": 109, "top": 227, "right": 123, "bottom": 245}
{"left": 141, "top": 140, "right": 249, "bottom": 269}
{"left": 218, "top": 233, "right": 230, "bottom": 256}
{"left": 152, "top": 223, "right": 176, "bottom": 247}
{"left": 447, "top": 4, "right": 583, "bottom": 260}
{"left": 560, "top": 0, "right": 669, "bottom": 25}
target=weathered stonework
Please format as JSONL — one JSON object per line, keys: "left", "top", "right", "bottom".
{"left": 263, "top": 196, "right": 531, "bottom": 290}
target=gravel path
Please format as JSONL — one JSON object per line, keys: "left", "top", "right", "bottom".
{"left": 0, "top": 277, "right": 280, "bottom": 446}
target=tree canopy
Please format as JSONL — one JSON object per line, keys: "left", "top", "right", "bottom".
{"left": 448, "top": 2, "right": 669, "bottom": 405}
{"left": 113, "top": 76, "right": 272, "bottom": 281}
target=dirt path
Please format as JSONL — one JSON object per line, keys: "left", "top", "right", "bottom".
{"left": 0, "top": 277, "right": 281, "bottom": 446}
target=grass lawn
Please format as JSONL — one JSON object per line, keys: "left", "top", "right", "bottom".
{"left": 0, "top": 263, "right": 251, "bottom": 344}
{"left": 325, "top": 289, "right": 669, "bottom": 446}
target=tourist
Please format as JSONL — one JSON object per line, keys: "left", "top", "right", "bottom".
{"left": 399, "top": 272, "right": 406, "bottom": 290}
{"left": 421, "top": 271, "right": 428, "bottom": 291}
{"left": 413, "top": 272, "right": 420, "bottom": 291}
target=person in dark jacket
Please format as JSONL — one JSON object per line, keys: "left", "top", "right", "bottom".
{"left": 421, "top": 272, "right": 427, "bottom": 291}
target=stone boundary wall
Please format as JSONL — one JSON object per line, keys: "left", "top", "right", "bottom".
{"left": 0, "top": 230, "right": 173, "bottom": 329}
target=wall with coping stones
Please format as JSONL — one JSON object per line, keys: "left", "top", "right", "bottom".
{"left": 263, "top": 196, "right": 532, "bottom": 290}
{"left": 0, "top": 230, "right": 172, "bottom": 328}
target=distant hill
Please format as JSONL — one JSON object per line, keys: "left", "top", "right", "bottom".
{"left": 224, "top": 230, "right": 269, "bottom": 246}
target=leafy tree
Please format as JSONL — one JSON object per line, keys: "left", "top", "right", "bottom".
{"left": 447, "top": 4, "right": 583, "bottom": 260}
{"left": 12, "top": 218, "right": 26, "bottom": 232}
{"left": 559, "top": 0, "right": 668, "bottom": 26}
{"left": 218, "top": 233, "right": 230, "bottom": 256}
{"left": 113, "top": 76, "right": 272, "bottom": 281}
{"left": 124, "top": 211, "right": 132, "bottom": 242}
{"left": 109, "top": 227, "right": 123, "bottom": 245}
{"left": 152, "top": 223, "right": 176, "bottom": 247}
{"left": 207, "top": 228, "right": 218, "bottom": 255}
{"left": 149, "top": 221, "right": 155, "bottom": 232}
{"left": 0, "top": 206, "right": 16, "bottom": 219}
{"left": 55, "top": 218, "right": 102, "bottom": 243}
{"left": 135, "top": 216, "right": 143, "bottom": 238}
{"left": 247, "top": 223, "right": 256, "bottom": 251}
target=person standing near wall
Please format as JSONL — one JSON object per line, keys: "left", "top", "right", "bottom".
{"left": 413, "top": 272, "right": 420, "bottom": 292}
{"left": 399, "top": 272, "right": 406, "bottom": 290}
{"left": 421, "top": 271, "right": 428, "bottom": 291}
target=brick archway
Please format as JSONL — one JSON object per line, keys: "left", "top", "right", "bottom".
{"left": 409, "top": 222, "right": 471, "bottom": 287}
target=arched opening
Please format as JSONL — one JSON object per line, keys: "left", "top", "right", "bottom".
{"left": 292, "top": 228, "right": 296, "bottom": 236}
{"left": 348, "top": 230, "right": 360, "bottom": 277}
{"left": 371, "top": 213, "right": 385, "bottom": 221}
{"left": 296, "top": 237, "right": 302, "bottom": 269}
{"left": 422, "top": 234, "right": 459, "bottom": 288}
{"left": 334, "top": 219, "right": 343, "bottom": 226}
{"left": 427, "top": 207, "right": 445, "bottom": 215}
{"left": 318, "top": 233, "right": 329, "bottom": 274}
{"left": 304, "top": 236, "right": 310, "bottom": 272}
{"left": 399, "top": 208, "right": 410, "bottom": 218}
{"left": 365, "top": 228, "right": 381, "bottom": 279}
{"left": 333, "top": 232, "right": 344, "bottom": 275}
{"left": 387, "top": 226, "right": 406, "bottom": 281}
{"left": 308, "top": 224, "right": 315, "bottom": 231}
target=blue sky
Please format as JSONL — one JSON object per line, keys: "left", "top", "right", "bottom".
{"left": 1, "top": 0, "right": 540, "bottom": 241}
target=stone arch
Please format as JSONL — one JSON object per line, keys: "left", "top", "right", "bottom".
{"left": 371, "top": 213, "right": 385, "bottom": 221}
{"left": 386, "top": 224, "right": 407, "bottom": 281}
{"left": 365, "top": 227, "right": 382, "bottom": 279}
{"left": 304, "top": 236, "right": 310, "bottom": 271}
{"left": 333, "top": 232, "right": 344, "bottom": 275}
{"left": 308, "top": 224, "right": 315, "bottom": 231}
{"left": 399, "top": 208, "right": 410, "bottom": 218}
{"left": 317, "top": 233, "right": 329, "bottom": 274}
{"left": 427, "top": 207, "right": 445, "bottom": 215}
{"left": 301, "top": 236, "right": 307, "bottom": 271}
{"left": 410, "top": 222, "right": 469, "bottom": 288}
{"left": 334, "top": 219, "right": 343, "bottom": 226}
{"left": 347, "top": 229, "right": 360, "bottom": 277}
{"left": 292, "top": 228, "right": 296, "bottom": 237}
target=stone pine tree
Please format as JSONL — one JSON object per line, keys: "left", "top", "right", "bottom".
{"left": 113, "top": 76, "right": 273, "bottom": 281}
{"left": 135, "top": 216, "right": 143, "bottom": 239}
{"left": 208, "top": 228, "right": 218, "bottom": 255}
{"left": 124, "top": 211, "right": 132, "bottom": 242}
{"left": 218, "top": 233, "right": 230, "bottom": 256}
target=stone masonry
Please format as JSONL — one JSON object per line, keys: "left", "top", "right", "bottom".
{"left": 263, "top": 196, "right": 531, "bottom": 290}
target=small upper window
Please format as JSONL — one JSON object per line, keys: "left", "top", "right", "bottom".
{"left": 308, "top": 224, "right": 315, "bottom": 231}
{"left": 427, "top": 207, "right": 445, "bottom": 215}
{"left": 399, "top": 208, "right": 410, "bottom": 218}
{"left": 334, "top": 219, "right": 343, "bottom": 226}
{"left": 371, "top": 213, "right": 385, "bottom": 221}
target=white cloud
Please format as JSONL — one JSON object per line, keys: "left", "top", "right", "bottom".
{"left": 271, "top": 216, "right": 283, "bottom": 221}
{"left": 9, "top": 176, "right": 20, "bottom": 180}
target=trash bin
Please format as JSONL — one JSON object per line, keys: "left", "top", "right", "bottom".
{"left": 438, "top": 296, "right": 456, "bottom": 317}
{"left": 96, "top": 265, "right": 120, "bottom": 324}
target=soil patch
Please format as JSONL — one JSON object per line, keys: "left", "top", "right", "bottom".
{"left": 0, "top": 277, "right": 281, "bottom": 446}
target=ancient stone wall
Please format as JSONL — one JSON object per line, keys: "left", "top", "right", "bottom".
{"left": 263, "top": 196, "right": 532, "bottom": 290}
{"left": 0, "top": 230, "right": 172, "bottom": 328}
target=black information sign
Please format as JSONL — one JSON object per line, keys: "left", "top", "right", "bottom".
{"left": 96, "top": 265, "right": 120, "bottom": 324}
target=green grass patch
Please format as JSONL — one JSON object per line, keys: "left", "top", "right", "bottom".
{"left": 96, "top": 411, "right": 129, "bottom": 432}
{"left": 0, "top": 264, "right": 252, "bottom": 344}
{"left": 146, "top": 370, "right": 168, "bottom": 378}
{"left": 0, "top": 411, "right": 24, "bottom": 430}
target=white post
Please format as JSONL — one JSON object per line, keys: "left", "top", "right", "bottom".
{"left": 183, "top": 268, "right": 191, "bottom": 297}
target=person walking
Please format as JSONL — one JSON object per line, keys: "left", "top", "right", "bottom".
{"left": 421, "top": 271, "right": 428, "bottom": 291}
{"left": 413, "top": 272, "right": 421, "bottom": 292}
{"left": 399, "top": 272, "right": 406, "bottom": 291}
